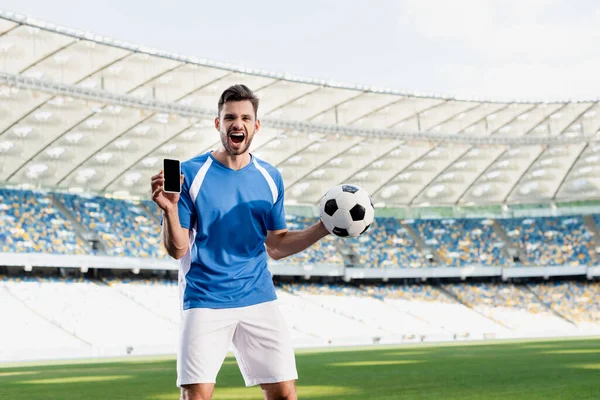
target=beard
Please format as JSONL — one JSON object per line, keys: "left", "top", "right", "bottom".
{"left": 220, "top": 127, "right": 254, "bottom": 156}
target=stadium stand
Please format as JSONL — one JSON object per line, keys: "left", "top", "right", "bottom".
{"left": 0, "top": 188, "right": 86, "bottom": 255}
{"left": 444, "top": 283, "right": 577, "bottom": 334}
{"left": 55, "top": 193, "right": 166, "bottom": 258}
{"left": 349, "top": 218, "right": 428, "bottom": 268}
{"left": 103, "top": 277, "right": 180, "bottom": 323}
{"left": 363, "top": 284, "right": 508, "bottom": 337}
{"left": 97, "top": 278, "right": 354, "bottom": 347}
{"left": 1, "top": 276, "right": 599, "bottom": 362}
{"left": 529, "top": 281, "right": 600, "bottom": 329}
{"left": 0, "top": 277, "right": 91, "bottom": 361}
{"left": 276, "top": 288, "right": 381, "bottom": 346}
{"left": 1, "top": 189, "right": 600, "bottom": 271}
{"left": 0, "top": 276, "right": 178, "bottom": 357}
{"left": 500, "top": 216, "right": 595, "bottom": 266}
{"left": 412, "top": 218, "right": 506, "bottom": 266}
{"left": 141, "top": 200, "right": 162, "bottom": 222}
{"left": 282, "top": 216, "right": 344, "bottom": 265}
{"left": 283, "top": 283, "right": 448, "bottom": 340}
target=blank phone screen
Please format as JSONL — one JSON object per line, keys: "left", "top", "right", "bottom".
{"left": 163, "top": 159, "right": 181, "bottom": 193}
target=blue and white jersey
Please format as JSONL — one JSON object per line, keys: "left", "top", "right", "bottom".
{"left": 176, "top": 151, "right": 286, "bottom": 310}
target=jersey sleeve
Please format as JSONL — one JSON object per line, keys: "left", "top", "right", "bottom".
{"left": 177, "top": 167, "right": 197, "bottom": 230}
{"left": 267, "top": 172, "right": 287, "bottom": 231}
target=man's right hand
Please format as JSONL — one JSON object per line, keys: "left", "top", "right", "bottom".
{"left": 151, "top": 171, "right": 184, "bottom": 213}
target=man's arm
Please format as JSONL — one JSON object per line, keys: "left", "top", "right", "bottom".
{"left": 265, "top": 221, "right": 329, "bottom": 260}
{"left": 151, "top": 171, "right": 191, "bottom": 260}
{"left": 161, "top": 208, "right": 190, "bottom": 260}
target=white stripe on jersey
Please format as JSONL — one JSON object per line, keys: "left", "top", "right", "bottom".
{"left": 189, "top": 157, "right": 213, "bottom": 203}
{"left": 178, "top": 227, "right": 196, "bottom": 311}
{"left": 253, "top": 158, "right": 278, "bottom": 203}
{"left": 180, "top": 157, "right": 211, "bottom": 310}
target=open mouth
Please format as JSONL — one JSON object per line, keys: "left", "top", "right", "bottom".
{"left": 229, "top": 132, "right": 245, "bottom": 144}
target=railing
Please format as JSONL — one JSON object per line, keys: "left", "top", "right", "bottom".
{"left": 2, "top": 252, "right": 598, "bottom": 279}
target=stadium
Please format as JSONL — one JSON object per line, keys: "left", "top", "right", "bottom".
{"left": 0, "top": 8, "right": 599, "bottom": 400}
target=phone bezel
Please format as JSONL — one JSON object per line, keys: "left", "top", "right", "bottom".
{"left": 163, "top": 158, "right": 181, "bottom": 194}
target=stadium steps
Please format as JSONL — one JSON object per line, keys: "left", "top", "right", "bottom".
{"left": 0, "top": 285, "right": 93, "bottom": 347}
{"left": 290, "top": 326, "right": 322, "bottom": 340}
{"left": 287, "top": 322, "right": 326, "bottom": 341}
{"left": 491, "top": 219, "right": 524, "bottom": 262}
{"left": 523, "top": 284, "right": 577, "bottom": 326}
{"left": 50, "top": 194, "right": 110, "bottom": 254}
{"left": 97, "top": 279, "right": 178, "bottom": 327}
{"left": 278, "top": 285, "right": 385, "bottom": 333}
{"left": 360, "top": 288, "right": 447, "bottom": 332}
{"left": 583, "top": 215, "right": 600, "bottom": 251}
{"left": 331, "top": 242, "right": 359, "bottom": 267}
{"left": 438, "top": 284, "right": 513, "bottom": 330}
{"left": 402, "top": 223, "right": 439, "bottom": 264}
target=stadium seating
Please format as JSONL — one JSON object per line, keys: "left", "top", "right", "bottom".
{"left": 529, "top": 281, "right": 600, "bottom": 327}
{"left": 142, "top": 200, "right": 162, "bottom": 221}
{"left": 2, "top": 189, "right": 600, "bottom": 269}
{"left": 500, "top": 216, "right": 595, "bottom": 266}
{"left": 0, "top": 276, "right": 178, "bottom": 356}
{"left": 348, "top": 218, "right": 428, "bottom": 268}
{"left": 1, "top": 277, "right": 599, "bottom": 362}
{"left": 363, "top": 284, "right": 508, "bottom": 337}
{"left": 0, "top": 276, "right": 91, "bottom": 361}
{"left": 55, "top": 193, "right": 166, "bottom": 258}
{"left": 133, "top": 207, "right": 346, "bottom": 266}
{"left": 102, "top": 277, "right": 324, "bottom": 346}
{"left": 444, "top": 283, "right": 576, "bottom": 333}
{"left": 0, "top": 188, "right": 86, "bottom": 255}
{"left": 282, "top": 215, "right": 344, "bottom": 265}
{"left": 104, "top": 277, "right": 180, "bottom": 323}
{"left": 364, "top": 283, "right": 453, "bottom": 302}
{"left": 412, "top": 218, "right": 506, "bottom": 266}
{"left": 276, "top": 287, "right": 382, "bottom": 346}
{"left": 281, "top": 283, "right": 446, "bottom": 339}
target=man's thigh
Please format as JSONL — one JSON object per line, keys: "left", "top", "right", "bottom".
{"left": 177, "top": 307, "right": 237, "bottom": 387}
{"left": 231, "top": 301, "right": 298, "bottom": 387}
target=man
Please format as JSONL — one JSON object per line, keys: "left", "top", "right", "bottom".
{"left": 150, "top": 84, "right": 329, "bottom": 400}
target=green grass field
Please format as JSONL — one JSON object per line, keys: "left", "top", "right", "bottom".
{"left": 1, "top": 338, "right": 599, "bottom": 399}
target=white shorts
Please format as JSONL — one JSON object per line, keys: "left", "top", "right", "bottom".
{"left": 177, "top": 300, "right": 298, "bottom": 387}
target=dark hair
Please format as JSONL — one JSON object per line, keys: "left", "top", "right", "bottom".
{"left": 217, "top": 84, "right": 259, "bottom": 118}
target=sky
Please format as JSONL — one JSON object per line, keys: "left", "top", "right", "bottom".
{"left": 0, "top": 0, "right": 599, "bottom": 101}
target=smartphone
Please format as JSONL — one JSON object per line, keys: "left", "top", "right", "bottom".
{"left": 163, "top": 158, "right": 181, "bottom": 193}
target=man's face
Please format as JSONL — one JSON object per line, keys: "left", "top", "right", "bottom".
{"left": 215, "top": 100, "right": 260, "bottom": 156}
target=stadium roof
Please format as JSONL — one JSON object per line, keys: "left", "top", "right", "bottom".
{"left": 0, "top": 10, "right": 600, "bottom": 207}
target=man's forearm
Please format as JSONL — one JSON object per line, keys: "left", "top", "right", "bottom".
{"left": 267, "top": 222, "right": 329, "bottom": 260}
{"left": 162, "top": 208, "right": 189, "bottom": 260}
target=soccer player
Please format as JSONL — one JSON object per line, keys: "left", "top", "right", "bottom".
{"left": 150, "top": 84, "right": 329, "bottom": 400}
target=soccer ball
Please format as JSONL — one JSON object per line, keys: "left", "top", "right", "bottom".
{"left": 319, "top": 184, "right": 375, "bottom": 237}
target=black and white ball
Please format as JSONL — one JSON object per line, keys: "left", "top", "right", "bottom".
{"left": 319, "top": 184, "right": 375, "bottom": 237}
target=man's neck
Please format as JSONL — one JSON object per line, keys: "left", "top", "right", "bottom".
{"left": 212, "top": 148, "right": 251, "bottom": 171}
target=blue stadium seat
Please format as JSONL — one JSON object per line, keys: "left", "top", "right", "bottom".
{"left": 0, "top": 189, "right": 86, "bottom": 255}
{"left": 282, "top": 215, "right": 344, "bottom": 265}
{"left": 529, "top": 281, "right": 600, "bottom": 323}
{"left": 1, "top": 188, "right": 598, "bottom": 268}
{"left": 348, "top": 218, "right": 428, "bottom": 268}
{"left": 501, "top": 216, "right": 594, "bottom": 266}
{"left": 412, "top": 218, "right": 506, "bottom": 267}
{"left": 54, "top": 193, "right": 166, "bottom": 258}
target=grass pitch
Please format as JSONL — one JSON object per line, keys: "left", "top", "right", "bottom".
{"left": 1, "top": 338, "right": 599, "bottom": 399}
